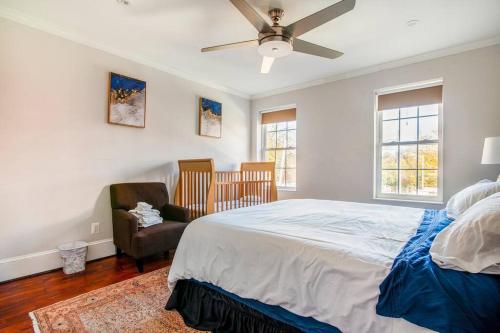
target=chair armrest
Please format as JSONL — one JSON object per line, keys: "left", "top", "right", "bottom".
{"left": 162, "top": 204, "right": 190, "bottom": 223}
{"left": 112, "top": 209, "right": 139, "bottom": 252}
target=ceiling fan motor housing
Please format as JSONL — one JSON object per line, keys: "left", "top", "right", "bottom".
{"left": 268, "top": 8, "right": 285, "bottom": 25}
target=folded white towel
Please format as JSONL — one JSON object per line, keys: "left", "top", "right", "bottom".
{"left": 142, "top": 216, "right": 162, "bottom": 223}
{"left": 129, "top": 209, "right": 160, "bottom": 216}
{"left": 129, "top": 202, "right": 163, "bottom": 228}
{"left": 141, "top": 222, "right": 162, "bottom": 228}
{"left": 135, "top": 202, "right": 154, "bottom": 210}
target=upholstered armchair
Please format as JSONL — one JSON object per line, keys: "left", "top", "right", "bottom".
{"left": 110, "top": 182, "right": 190, "bottom": 272}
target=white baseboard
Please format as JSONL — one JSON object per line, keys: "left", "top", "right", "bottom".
{"left": 0, "top": 238, "right": 115, "bottom": 282}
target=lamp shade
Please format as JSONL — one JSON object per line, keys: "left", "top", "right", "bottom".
{"left": 481, "top": 137, "right": 500, "bottom": 164}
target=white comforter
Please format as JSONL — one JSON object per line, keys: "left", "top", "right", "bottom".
{"left": 168, "top": 199, "right": 434, "bottom": 333}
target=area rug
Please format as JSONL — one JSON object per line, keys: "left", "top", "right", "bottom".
{"left": 29, "top": 267, "right": 204, "bottom": 332}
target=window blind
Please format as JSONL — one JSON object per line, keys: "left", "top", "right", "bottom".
{"left": 261, "top": 108, "right": 296, "bottom": 124}
{"left": 378, "top": 85, "right": 442, "bottom": 111}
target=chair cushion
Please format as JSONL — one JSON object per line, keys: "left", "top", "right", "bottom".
{"left": 110, "top": 182, "right": 169, "bottom": 211}
{"left": 131, "top": 221, "right": 187, "bottom": 258}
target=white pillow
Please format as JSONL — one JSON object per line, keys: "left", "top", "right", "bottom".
{"left": 431, "top": 192, "right": 500, "bottom": 274}
{"left": 446, "top": 180, "right": 500, "bottom": 219}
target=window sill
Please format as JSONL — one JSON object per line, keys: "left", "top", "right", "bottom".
{"left": 373, "top": 197, "right": 444, "bottom": 205}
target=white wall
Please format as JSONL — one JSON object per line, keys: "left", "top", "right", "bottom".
{"left": 1, "top": 16, "right": 499, "bottom": 282}
{"left": 0, "top": 19, "right": 251, "bottom": 281}
{"left": 252, "top": 45, "right": 500, "bottom": 208}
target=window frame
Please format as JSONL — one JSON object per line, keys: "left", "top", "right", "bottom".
{"left": 260, "top": 116, "right": 297, "bottom": 191}
{"left": 374, "top": 87, "right": 444, "bottom": 204}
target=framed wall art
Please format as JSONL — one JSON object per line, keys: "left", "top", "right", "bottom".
{"left": 108, "top": 72, "right": 146, "bottom": 128}
{"left": 199, "top": 97, "right": 222, "bottom": 138}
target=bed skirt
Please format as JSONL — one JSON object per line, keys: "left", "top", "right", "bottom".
{"left": 165, "top": 279, "right": 304, "bottom": 333}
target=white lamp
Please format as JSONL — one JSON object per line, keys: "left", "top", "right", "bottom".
{"left": 481, "top": 137, "right": 500, "bottom": 181}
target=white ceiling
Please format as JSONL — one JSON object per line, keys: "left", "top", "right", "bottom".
{"left": 1, "top": 0, "right": 499, "bottom": 98}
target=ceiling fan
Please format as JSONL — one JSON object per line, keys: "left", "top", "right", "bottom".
{"left": 201, "top": 0, "right": 356, "bottom": 73}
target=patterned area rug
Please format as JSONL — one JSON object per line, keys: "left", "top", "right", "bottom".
{"left": 30, "top": 267, "right": 204, "bottom": 332}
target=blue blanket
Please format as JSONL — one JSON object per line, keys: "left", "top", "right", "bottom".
{"left": 376, "top": 209, "right": 500, "bottom": 333}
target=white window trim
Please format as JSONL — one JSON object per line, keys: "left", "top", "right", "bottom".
{"left": 258, "top": 104, "right": 297, "bottom": 192}
{"left": 373, "top": 79, "right": 444, "bottom": 204}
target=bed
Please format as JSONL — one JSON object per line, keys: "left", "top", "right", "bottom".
{"left": 166, "top": 199, "right": 500, "bottom": 332}
{"left": 174, "top": 159, "right": 277, "bottom": 219}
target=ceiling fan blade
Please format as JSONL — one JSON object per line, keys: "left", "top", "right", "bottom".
{"left": 286, "top": 0, "right": 356, "bottom": 37}
{"left": 230, "top": 0, "right": 273, "bottom": 33}
{"left": 201, "top": 39, "right": 259, "bottom": 52}
{"left": 293, "top": 39, "right": 343, "bottom": 59}
{"left": 261, "top": 56, "right": 275, "bottom": 74}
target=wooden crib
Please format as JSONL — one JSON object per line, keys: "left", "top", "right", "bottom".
{"left": 174, "top": 159, "right": 277, "bottom": 219}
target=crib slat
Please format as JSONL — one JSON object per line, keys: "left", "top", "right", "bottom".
{"left": 194, "top": 171, "right": 197, "bottom": 219}
{"left": 204, "top": 171, "right": 208, "bottom": 215}
{"left": 250, "top": 172, "right": 254, "bottom": 207}
{"left": 197, "top": 172, "right": 200, "bottom": 218}
{"left": 185, "top": 172, "right": 189, "bottom": 216}
{"left": 216, "top": 173, "right": 219, "bottom": 213}
{"left": 186, "top": 172, "right": 189, "bottom": 207}
{"left": 257, "top": 172, "right": 261, "bottom": 205}
{"left": 257, "top": 172, "right": 263, "bottom": 205}
{"left": 215, "top": 173, "right": 218, "bottom": 213}
{"left": 252, "top": 172, "right": 256, "bottom": 206}
{"left": 255, "top": 172, "right": 259, "bottom": 206}
{"left": 250, "top": 173, "right": 253, "bottom": 207}
{"left": 233, "top": 173, "right": 236, "bottom": 210}
{"left": 184, "top": 172, "right": 188, "bottom": 207}
{"left": 262, "top": 173, "right": 265, "bottom": 204}
{"left": 203, "top": 171, "right": 207, "bottom": 215}
{"left": 188, "top": 172, "right": 193, "bottom": 218}
{"left": 225, "top": 182, "right": 228, "bottom": 211}
{"left": 200, "top": 172, "right": 204, "bottom": 216}
{"left": 192, "top": 171, "right": 196, "bottom": 218}
{"left": 194, "top": 172, "right": 198, "bottom": 219}
{"left": 229, "top": 173, "right": 233, "bottom": 210}
{"left": 192, "top": 172, "right": 196, "bottom": 219}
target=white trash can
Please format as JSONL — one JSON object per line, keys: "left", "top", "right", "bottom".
{"left": 58, "top": 241, "right": 88, "bottom": 274}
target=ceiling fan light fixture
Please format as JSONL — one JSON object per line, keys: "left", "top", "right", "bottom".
{"left": 261, "top": 56, "right": 275, "bottom": 74}
{"left": 257, "top": 37, "right": 292, "bottom": 58}
{"left": 407, "top": 19, "right": 419, "bottom": 27}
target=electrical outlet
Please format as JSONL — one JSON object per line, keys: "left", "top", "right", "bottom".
{"left": 91, "top": 222, "right": 100, "bottom": 234}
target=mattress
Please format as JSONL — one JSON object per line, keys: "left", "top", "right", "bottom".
{"left": 168, "top": 199, "right": 434, "bottom": 333}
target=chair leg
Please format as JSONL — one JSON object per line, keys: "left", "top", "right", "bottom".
{"left": 136, "top": 258, "right": 144, "bottom": 273}
{"left": 116, "top": 247, "right": 122, "bottom": 257}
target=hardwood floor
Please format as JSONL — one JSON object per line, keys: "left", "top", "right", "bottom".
{"left": 0, "top": 254, "right": 172, "bottom": 333}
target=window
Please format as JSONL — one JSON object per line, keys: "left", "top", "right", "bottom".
{"left": 375, "top": 84, "right": 443, "bottom": 202}
{"left": 261, "top": 109, "right": 296, "bottom": 189}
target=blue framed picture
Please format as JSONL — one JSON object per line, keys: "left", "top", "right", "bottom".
{"left": 108, "top": 72, "right": 146, "bottom": 128}
{"left": 199, "top": 97, "right": 222, "bottom": 138}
